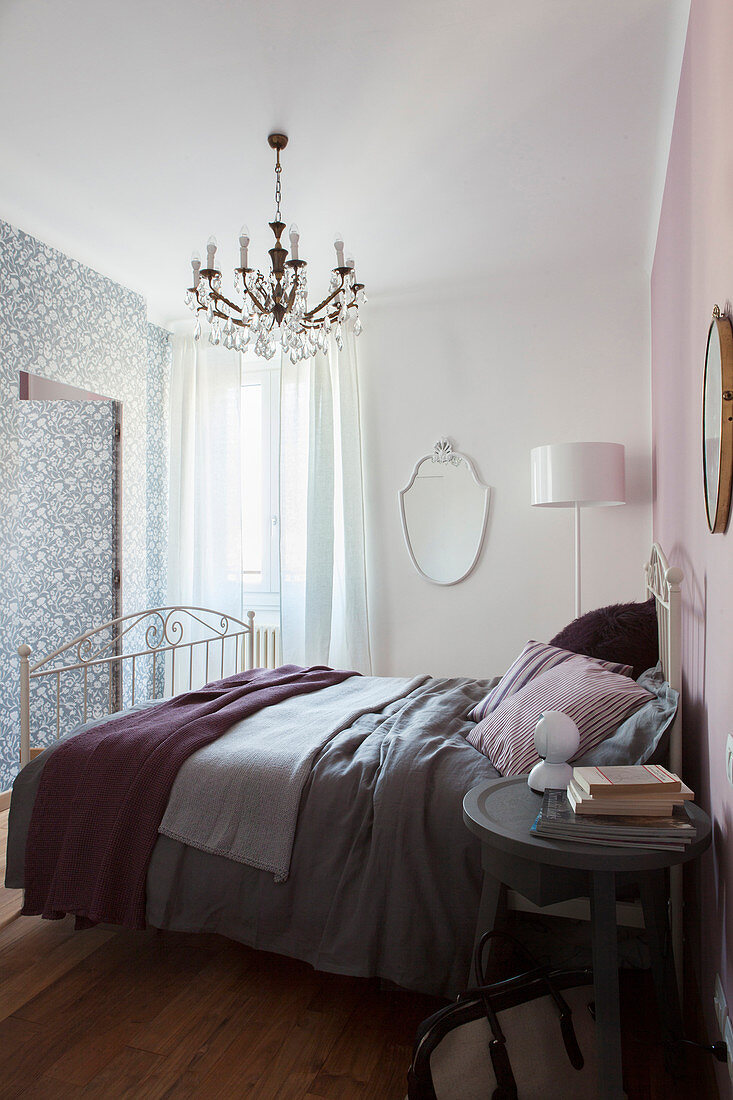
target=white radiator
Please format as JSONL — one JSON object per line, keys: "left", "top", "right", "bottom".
{"left": 253, "top": 624, "right": 282, "bottom": 669}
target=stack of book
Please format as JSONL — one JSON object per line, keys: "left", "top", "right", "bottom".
{"left": 568, "top": 765, "right": 694, "bottom": 816}
{"left": 531, "top": 765, "right": 696, "bottom": 851}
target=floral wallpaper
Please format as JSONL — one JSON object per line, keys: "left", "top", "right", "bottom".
{"left": 145, "top": 322, "right": 170, "bottom": 698}
{"left": 0, "top": 219, "right": 171, "bottom": 789}
{"left": 146, "top": 323, "right": 170, "bottom": 610}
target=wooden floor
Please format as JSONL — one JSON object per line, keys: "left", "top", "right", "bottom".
{"left": 0, "top": 809, "right": 720, "bottom": 1099}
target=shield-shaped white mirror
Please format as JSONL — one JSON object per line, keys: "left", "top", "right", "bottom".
{"left": 399, "top": 438, "right": 491, "bottom": 585}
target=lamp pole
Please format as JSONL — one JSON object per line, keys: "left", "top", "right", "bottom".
{"left": 574, "top": 501, "right": 581, "bottom": 619}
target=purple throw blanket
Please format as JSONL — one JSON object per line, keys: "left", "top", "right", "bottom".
{"left": 22, "top": 664, "right": 357, "bottom": 929}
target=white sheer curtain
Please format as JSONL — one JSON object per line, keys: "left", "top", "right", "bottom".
{"left": 280, "top": 325, "right": 371, "bottom": 672}
{"left": 168, "top": 330, "right": 243, "bottom": 619}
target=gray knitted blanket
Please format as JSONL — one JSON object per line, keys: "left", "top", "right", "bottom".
{"left": 158, "top": 675, "right": 427, "bottom": 881}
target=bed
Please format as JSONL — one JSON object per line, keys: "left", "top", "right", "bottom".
{"left": 5, "top": 545, "right": 684, "bottom": 998}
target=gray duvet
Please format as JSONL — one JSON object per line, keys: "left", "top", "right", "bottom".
{"left": 159, "top": 675, "right": 429, "bottom": 881}
{"left": 6, "top": 675, "right": 500, "bottom": 997}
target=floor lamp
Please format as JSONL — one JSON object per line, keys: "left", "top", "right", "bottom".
{"left": 530, "top": 442, "right": 626, "bottom": 619}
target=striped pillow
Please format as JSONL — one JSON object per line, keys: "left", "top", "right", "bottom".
{"left": 466, "top": 655, "right": 653, "bottom": 776}
{"left": 467, "top": 640, "right": 632, "bottom": 723}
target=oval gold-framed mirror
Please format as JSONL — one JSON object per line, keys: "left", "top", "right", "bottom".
{"left": 703, "top": 305, "right": 733, "bottom": 533}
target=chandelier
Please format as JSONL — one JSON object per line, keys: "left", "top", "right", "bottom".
{"left": 185, "top": 133, "right": 366, "bottom": 362}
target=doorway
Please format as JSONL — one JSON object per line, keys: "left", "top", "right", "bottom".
{"left": 17, "top": 372, "right": 122, "bottom": 745}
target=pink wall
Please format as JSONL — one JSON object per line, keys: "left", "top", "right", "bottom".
{"left": 651, "top": 0, "right": 733, "bottom": 1079}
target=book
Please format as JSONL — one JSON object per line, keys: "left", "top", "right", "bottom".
{"left": 573, "top": 764, "right": 682, "bottom": 797}
{"left": 531, "top": 789, "right": 695, "bottom": 852}
{"left": 529, "top": 821, "right": 688, "bottom": 852}
{"left": 567, "top": 778, "right": 694, "bottom": 817}
{"left": 567, "top": 783, "right": 674, "bottom": 816}
{"left": 539, "top": 789, "right": 694, "bottom": 835}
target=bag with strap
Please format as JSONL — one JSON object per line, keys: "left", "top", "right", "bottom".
{"left": 407, "top": 932, "right": 598, "bottom": 1100}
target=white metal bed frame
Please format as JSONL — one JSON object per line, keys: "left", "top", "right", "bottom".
{"left": 16, "top": 544, "right": 685, "bottom": 980}
{"left": 643, "top": 543, "right": 683, "bottom": 776}
{"left": 644, "top": 542, "right": 684, "bottom": 989}
{"left": 18, "top": 606, "right": 256, "bottom": 768}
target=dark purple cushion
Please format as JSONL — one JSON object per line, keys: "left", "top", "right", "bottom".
{"left": 549, "top": 598, "right": 658, "bottom": 680}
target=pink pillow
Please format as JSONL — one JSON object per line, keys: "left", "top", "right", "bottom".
{"left": 467, "top": 655, "right": 653, "bottom": 776}
{"left": 467, "top": 640, "right": 632, "bottom": 723}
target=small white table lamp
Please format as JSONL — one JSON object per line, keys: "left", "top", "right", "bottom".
{"left": 531, "top": 442, "right": 625, "bottom": 619}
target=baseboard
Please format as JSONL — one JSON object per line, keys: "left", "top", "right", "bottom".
{"left": 0, "top": 789, "right": 10, "bottom": 812}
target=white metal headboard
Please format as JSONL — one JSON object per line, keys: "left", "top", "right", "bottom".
{"left": 644, "top": 542, "right": 685, "bottom": 992}
{"left": 18, "top": 606, "right": 255, "bottom": 768}
{"left": 644, "top": 542, "right": 683, "bottom": 777}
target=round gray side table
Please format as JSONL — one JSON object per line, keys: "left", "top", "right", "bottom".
{"left": 463, "top": 777, "right": 712, "bottom": 1100}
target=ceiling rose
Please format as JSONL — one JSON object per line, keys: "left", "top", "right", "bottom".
{"left": 185, "top": 133, "right": 366, "bottom": 361}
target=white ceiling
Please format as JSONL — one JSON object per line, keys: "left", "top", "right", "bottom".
{"left": 0, "top": 0, "right": 689, "bottom": 325}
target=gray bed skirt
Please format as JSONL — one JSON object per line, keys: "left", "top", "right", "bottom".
{"left": 7, "top": 675, "right": 500, "bottom": 998}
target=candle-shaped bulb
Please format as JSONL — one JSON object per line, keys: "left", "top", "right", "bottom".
{"left": 345, "top": 253, "right": 355, "bottom": 270}
{"left": 191, "top": 251, "right": 201, "bottom": 286}
{"left": 289, "top": 223, "right": 300, "bottom": 261}
{"left": 206, "top": 235, "right": 218, "bottom": 270}
{"left": 333, "top": 232, "right": 345, "bottom": 268}
{"left": 238, "top": 225, "right": 250, "bottom": 269}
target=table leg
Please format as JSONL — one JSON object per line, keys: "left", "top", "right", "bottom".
{"left": 472, "top": 870, "right": 506, "bottom": 984}
{"left": 590, "top": 870, "right": 625, "bottom": 1100}
{"left": 639, "top": 869, "right": 684, "bottom": 1077}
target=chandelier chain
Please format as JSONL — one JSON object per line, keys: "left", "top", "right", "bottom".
{"left": 274, "top": 151, "right": 282, "bottom": 222}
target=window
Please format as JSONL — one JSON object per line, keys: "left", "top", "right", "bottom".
{"left": 241, "top": 358, "right": 280, "bottom": 612}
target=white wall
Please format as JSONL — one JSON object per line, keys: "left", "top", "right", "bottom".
{"left": 358, "top": 264, "right": 652, "bottom": 678}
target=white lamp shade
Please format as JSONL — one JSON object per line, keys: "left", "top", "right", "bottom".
{"left": 531, "top": 442, "right": 625, "bottom": 508}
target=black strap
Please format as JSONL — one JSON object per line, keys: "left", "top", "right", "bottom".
{"left": 479, "top": 989, "right": 518, "bottom": 1098}
{"left": 488, "top": 1037, "right": 518, "bottom": 1099}
{"left": 473, "top": 929, "right": 585, "bottom": 1072}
